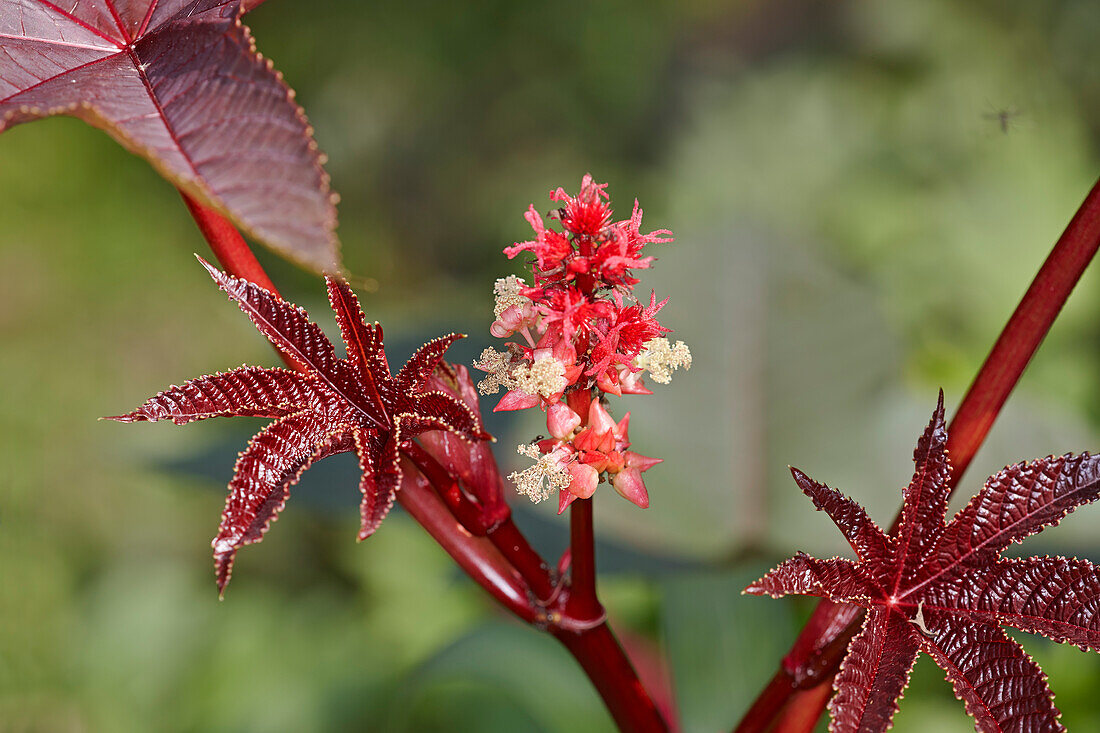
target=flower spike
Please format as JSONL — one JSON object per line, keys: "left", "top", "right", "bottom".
{"left": 478, "top": 177, "right": 689, "bottom": 509}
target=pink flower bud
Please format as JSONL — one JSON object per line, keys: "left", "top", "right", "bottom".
{"left": 587, "top": 397, "right": 618, "bottom": 435}
{"left": 615, "top": 412, "right": 632, "bottom": 443}
{"left": 611, "top": 468, "right": 650, "bottom": 508}
{"left": 547, "top": 402, "right": 582, "bottom": 440}
{"left": 493, "top": 389, "right": 540, "bottom": 412}
{"left": 624, "top": 451, "right": 662, "bottom": 472}
{"left": 566, "top": 461, "right": 600, "bottom": 499}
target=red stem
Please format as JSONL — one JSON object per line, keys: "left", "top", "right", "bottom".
{"left": 402, "top": 441, "right": 496, "bottom": 534}
{"left": 734, "top": 671, "right": 794, "bottom": 733}
{"left": 397, "top": 465, "right": 537, "bottom": 624}
{"left": 946, "top": 175, "right": 1100, "bottom": 484}
{"left": 735, "top": 175, "right": 1100, "bottom": 732}
{"left": 179, "top": 193, "right": 664, "bottom": 730}
{"left": 180, "top": 191, "right": 304, "bottom": 372}
{"left": 180, "top": 192, "right": 280, "bottom": 293}
{"left": 566, "top": 497, "right": 604, "bottom": 623}
{"left": 554, "top": 623, "right": 670, "bottom": 733}
{"left": 487, "top": 516, "right": 558, "bottom": 603}
{"left": 769, "top": 681, "right": 833, "bottom": 733}
{"left": 402, "top": 440, "right": 557, "bottom": 601}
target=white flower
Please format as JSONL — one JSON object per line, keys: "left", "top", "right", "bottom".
{"left": 513, "top": 356, "right": 567, "bottom": 399}
{"left": 492, "top": 275, "right": 529, "bottom": 319}
{"left": 635, "top": 338, "right": 692, "bottom": 385}
{"left": 474, "top": 347, "right": 516, "bottom": 395}
{"left": 508, "top": 443, "right": 571, "bottom": 503}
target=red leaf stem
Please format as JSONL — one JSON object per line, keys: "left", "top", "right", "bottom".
{"left": 735, "top": 175, "right": 1100, "bottom": 733}
{"left": 486, "top": 516, "right": 558, "bottom": 603}
{"left": 566, "top": 497, "right": 604, "bottom": 624}
{"left": 770, "top": 680, "right": 833, "bottom": 733}
{"left": 397, "top": 464, "right": 538, "bottom": 624}
{"left": 946, "top": 175, "right": 1100, "bottom": 485}
{"left": 734, "top": 671, "right": 794, "bottom": 733}
{"left": 181, "top": 192, "right": 281, "bottom": 294}
{"left": 181, "top": 190, "right": 304, "bottom": 372}
{"left": 402, "top": 439, "right": 558, "bottom": 601}
{"left": 402, "top": 440, "right": 499, "bottom": 535}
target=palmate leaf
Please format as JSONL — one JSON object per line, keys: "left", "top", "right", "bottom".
{"left": 746, "top": 392, "right": 1100, "bottom": 733}
{"left": 109, "top": 259, "right": 488, "bottom": 593}
{"left": 0, "top": 0, "right": 338, "bottom": 272}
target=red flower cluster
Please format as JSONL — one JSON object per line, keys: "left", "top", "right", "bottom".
{"left": 476, "top": 176, "right": 690, "bottom": 511}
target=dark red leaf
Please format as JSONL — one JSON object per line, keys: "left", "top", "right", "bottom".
{"left": 392, "top": 333, "right": 466, "bottom": 400}
{"left": 353, "top": 427, "right": 400, "bottom": 540}
{"left": 213, "top": 412, "right": 351, "bottom": 593}
{"left": 0, "top": 0, "right": 338, "bottom": 272}
{"left": 939, "top": 452, "right": 1100, "bottom": 565}
{"left": 789, "top": 467, "right": 892, "bottom": 573}
{"left": 108, "top": 261, "right": 486, "bottom": 592}
{"left": 746, "top": 392, "right": 1100, "bottom": 732}
{"left": 326, "top": 276, "right": 387, "bottom": 417}
{"left": 829, "top": 608, "right": 919, "bottom": 733}
{"left": 747, "top": 553, "right": 876, "bottom": 604}
{"left": 107, "top": 365, "right": 322, "bottom": 423}
{"left": 918, "top": 618, "right": 1058, "bottom": 733}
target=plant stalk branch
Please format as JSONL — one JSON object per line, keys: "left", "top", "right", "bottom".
{"left": 397, "top": 465, "right": 538, "bottom": 623}
{"left": 487, "top": 516, "right": 558, "bottom": 603}
{"left": 402, "top": 441, "right": 557, "bottom": 602}
{"left": 181, "top": 195, "right": 665, "bottom": 730}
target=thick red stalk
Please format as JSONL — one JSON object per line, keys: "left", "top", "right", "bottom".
{"left": 945, "top": 174, "right": 1100, "bottom": 484}
{"left": 734, "top": 671, "right": 794, "bottom": 733}
{"left": 180, "top": 191, "right": 304, "bottom": 372}
{"left": 566, "top": 497, "right": 604, "bottom": 623}
{"left": 402, "top": 441, "right": 497, "bottom": 535}
{"left": 180, "top": 192, "right": 280, "bottom": 294}
{"left": 734, "top": 175, "right": 1100, "bottom": 732}
{"left": 554, "top": 623, "right": 670, "bottom": 733}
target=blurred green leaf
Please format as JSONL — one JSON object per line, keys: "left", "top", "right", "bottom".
{"left": 383, "top": 624, "right": 616, "bottom": 733}
{"left": 660, "top": 566, "right": 794, "bottom": 733}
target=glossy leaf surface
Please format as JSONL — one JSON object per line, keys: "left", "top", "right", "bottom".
{"left": 0, "top": 0, "right": 338, "bottom": 271}
{"left": 747, "top": 393, "right": 1100, "bottom": 733}
{"left": 109, "top": 259, "right": 486, "bottom": 593}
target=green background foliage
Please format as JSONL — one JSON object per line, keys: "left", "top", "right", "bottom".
{"left": 4, "top": 0, "right": 1100, "bottom": 730}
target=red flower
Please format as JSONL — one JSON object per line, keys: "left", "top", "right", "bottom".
{"left": 552, "top": 174, "right": 613, "bottom": 238}
{"left": 478, "top": 176, "right": 686, "bottom": 508}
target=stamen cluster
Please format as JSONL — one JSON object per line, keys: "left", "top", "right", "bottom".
{"left": 475, "top": 176, "right": 691, "bottom": 512}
